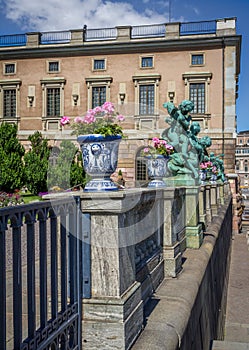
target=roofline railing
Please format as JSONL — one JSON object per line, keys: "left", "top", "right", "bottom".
{"left": 0, "top": 18, "right": 236, "bottom": 48}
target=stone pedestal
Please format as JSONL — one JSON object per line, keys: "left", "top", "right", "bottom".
{"left": 219, "top": 183, "right": 225, "bottom": 205}
{"left": 199, "top": 185, "right": 207, "bottom": 230}
{"left": 163, "top": 187, "right": 185, "bottom": 277}
{"left": 83, "top": 282, "right": 143, "bottom": 349}
{"left": 211, "top": 184, "right": 219, "bottom": 216}
{"left": 80, "top": 189, "right": 164, "bottom": 349}
{"left": 205, "top": 185, "right": 212, "bottom": 223}
{"left": 185, "top": 186, "right": 203, "bottom": 249}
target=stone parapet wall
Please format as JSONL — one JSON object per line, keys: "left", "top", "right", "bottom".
{"left": 79, "top": 182, "right": 230, "bottom": 349}
{"left": 132, "top": 196, "right": 232, "bottom": 350}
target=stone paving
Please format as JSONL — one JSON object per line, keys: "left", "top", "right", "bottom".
{"left": 212, "top": 224, "right": 249, "bottom": 349}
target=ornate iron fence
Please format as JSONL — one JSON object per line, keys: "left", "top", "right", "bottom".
{"left": 0, "top": 196, "right": 89, "bottom": 350}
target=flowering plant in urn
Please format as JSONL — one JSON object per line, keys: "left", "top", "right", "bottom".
{"left": 142, "top": 137, "right": 174, "bottom": 188}
{"left": 142, "top": 137, "right": 174, "bottom": 158}
{"left": 60, "top": 102, "right": 125, "bottom": 192}
{"left": 60, "top": 102, "right": 125, "bottom": 137}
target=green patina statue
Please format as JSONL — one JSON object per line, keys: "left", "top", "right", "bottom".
{"left": 162, "top": 100, "right": 224, "bottom": 185}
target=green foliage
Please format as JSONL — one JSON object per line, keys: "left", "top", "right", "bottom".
{"left": 47, "top": 140, "right": 86, "bottom": 190}
{"left": 23, "top": 131, "right": 51, "bottom": 195}
{"left": 0, "top": 123, "right": 25, "bottom": 192}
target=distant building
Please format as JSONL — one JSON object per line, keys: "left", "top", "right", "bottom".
{"left": 235, "top": 130, "right": 249, "bottom": 187}
{"left": 0, "top": 17, "right": 241, "bottom": 186}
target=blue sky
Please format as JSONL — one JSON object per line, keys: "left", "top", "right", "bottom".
{"left": 0, "top": 0, "right": 248, "bottom": 131}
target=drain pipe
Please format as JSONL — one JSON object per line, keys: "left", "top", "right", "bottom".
{"left": 222, "top": 38, "right": 225, "bottom": 159}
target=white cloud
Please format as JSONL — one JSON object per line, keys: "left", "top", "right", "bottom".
{"left": 3, "top": 0, "right": 169, "bottom": 32}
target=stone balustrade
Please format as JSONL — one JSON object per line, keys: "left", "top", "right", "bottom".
{"left": 77, "top": 181, "right": 229, "bottom": 349}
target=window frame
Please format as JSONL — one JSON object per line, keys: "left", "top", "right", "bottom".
{"left": 132, "top": 74, "right": 161, "bottom": 130}
{"left": 92, "top": 58, "right": 106, "bottom": 71}
{"left": 40, "top": 78, "right": 66, "bottom": 131}
{"left": 85, "top": 76, "right": 112, "bottom": 110}
{"left": 190, "top": 53, "right": 205, "bottom": 66}
{"left": 140, "top": 56, "right": 154, "bottom": 69}
{"left": 0, "top": 79, "right": 21, "bottom": 122}
{"left": 3, "top": 62, "right": 16, "bottom": 75}
{"left": 182, "top": 72, "right": 212, "bottom": 128}
{"left": 189, "top": 82, "right": 205, "bottom": 114}
{"left": 47, "top": 60, "right": 60, "bottom": 73}
{"left": 136, "top": 147, "right": 150, "bottom": 185}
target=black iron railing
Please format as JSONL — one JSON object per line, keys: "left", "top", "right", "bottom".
{"left": 0, "top": 196, "right": 89, "bottom": 350}
{"left": 180, "top": 20, "right": 216, "bottom": 35}
{"left": 0, "top": 33, "right": 26, "bottom": 47}
{"left": 40, "top": 30, "right": 71, "bottom": 44}
{"left": 0, "top": 19, "right": 221, "bottom": 47}
{"left": 131, "top": 24, "right": 166, "bottom": 38}
{"left": 85, "top": 27, "right": 117, "bottom": 41}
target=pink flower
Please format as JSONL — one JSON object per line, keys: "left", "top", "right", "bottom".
{"left": 152, "top": 137, "right": 160, "bottom": 144}
{"left": 102, "top": 101, "right": 115, "bottom": 114}
{"left": 83, "top": 113, "right": 96, "bottom": 124}
{"left": 74, "top": 117, "right": 84, "bottom": 123}
{"left": 93, "top": 106, "right": 102, "bottom": 114}
{"left": 200, "top": 163, "right": 207, "bottom": 169}
{"left": 60, "top": 116, "right": 70, "bottom": 126}
{"left": 166, "top": 144, "right": 173, "bottom": 151}
{"left": 117, "top": 114, "right": 125, "bottom": 122}
{"left": 143, "top": 147, "right": 150, "bottom": 153}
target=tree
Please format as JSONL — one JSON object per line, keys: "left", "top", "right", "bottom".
{"left": 47, "top": 140, "right": 86, "bottom": 191}
{"left": 24, "top": 131, "right": 50, "bottom": 195}
{"left": 0, "top": 123, "right": 25, "bottom": 192}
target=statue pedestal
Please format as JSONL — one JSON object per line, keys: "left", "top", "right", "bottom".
{"left": 164, "top": 175, "right": 199, "bottom": 187}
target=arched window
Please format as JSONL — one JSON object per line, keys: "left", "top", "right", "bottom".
{"left": 135, "top": 147, "right": 150, "bottom": 186}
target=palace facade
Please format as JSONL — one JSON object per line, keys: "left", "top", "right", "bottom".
{"left": 0, "top": 18, "right": 241, "bottom": 186}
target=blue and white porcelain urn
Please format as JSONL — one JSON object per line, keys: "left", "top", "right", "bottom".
{"left": 77, "top": 134, "right": 122, "bottom": 192}
{"left": 146, "top": 155, "right": 169, "bottom": 188}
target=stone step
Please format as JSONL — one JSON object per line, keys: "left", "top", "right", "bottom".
{"left": 212, "top": 340, "right": 249, "bottom": 349}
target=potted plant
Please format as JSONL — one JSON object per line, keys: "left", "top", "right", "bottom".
{"left": 199, "top": 160, "right": 213, "bottom": 184}
{"left": 60, "top": 102, "right": 125, "bottom": 192}
{"left": 142, "top": 137, "right": 174, "bottom": 188}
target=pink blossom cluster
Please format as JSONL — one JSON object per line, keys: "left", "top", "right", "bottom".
{"left": 60, "top": 102, "right": 124, "bottom": 127}
{"left": 143, "top": 137, "right": 174, "bottom": 157}
{"left": 199, "top": 161, "right": 213, "bottom": 170}
{"left": 152, "top": 137, "right": 174, "bottom": 153}
{"left": 212, "top": 166, "right": 218, "bottom": 174}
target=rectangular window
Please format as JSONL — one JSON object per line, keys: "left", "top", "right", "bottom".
{"left": 191, "top": 54, "right": 204, "bottom": 65}
{"left": 190, "top": 83, "right": 205, "bottom": 113}
{"left": 47, "top": 88, "right": 60, "bottom": 117}
{"left": 3, "top": 89, "right": 16, "bottom": 118}
{"left": 141, "top": 57, "right": 153, "bottom": 68}
{"left": 4, "top": 63, "right": 15, "bottom": 74}
{"left": 92, "top": 86, "right": 106, "bottom": 108}
{"left": 93, "top": 59, "right": 105, "bottom": 70}
{"left": 139, "top": 85, "right": 154, "bottom": 115}
{"left": 48, "top": 61, "right": 59, "bottom": 72}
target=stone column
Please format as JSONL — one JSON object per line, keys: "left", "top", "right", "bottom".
{"left": 185, "top": 186, "right": 203, "bottom": 248}
{"left": 165, "top": 22, "right": 180, "bottom": 39}
{"left": 205, "top": 184, "right": 212, "bottom": 223}
{"left": 210, "top": 184, "right": 218, "bottom": 216}
{"left": 80, "top": 189, "right": 163, "bottom": 349}
{"left": 199, "top": 185, "right": 206, "bottom": 230}
{"left": 116, "top": 26, "right": 131, "bottom": 41}
{"left": 70, "top": 29, "right": 84, "bottom": 45}
{"left": 26, "top": 32, "right": 41, "bottom": 47}
{"left": 163, "top": 187, "right": 185, "bottom": 277}
{"left": 219, "top": 182, "right": 225, "bottom": 205}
